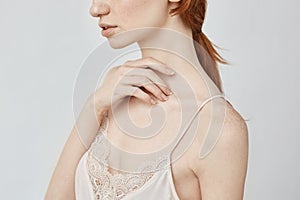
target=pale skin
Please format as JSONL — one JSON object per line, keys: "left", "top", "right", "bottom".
{"left": 45, "top": 0, "right": 249, "bottom": 199}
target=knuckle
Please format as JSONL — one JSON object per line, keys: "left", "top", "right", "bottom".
{"left": 157, "top": 90, "right": 164, "bottom": 96}
{"left": 124, "top": 60, "right": 132, "bottom": 65}
{"left": 144, "top": 68, "right": 153, "bottom": 74}
{"left": 109, "top": 66, "right": 118, "bottom": 74}
{"left": 131, "top": 88, "right": 138, "bottom": 97}
{"left": 144, "top": 56, "right": 154, "bottom": 62}
{"left": 146, "top": 84, "right": 159, "bottom": 96}
{"left": 156, "top": 89, "right": 163, "bottom": 97}
{"left": 117, "top": 65, "right": 128, "bottom": 75}
{"left": 157, "top": 82, "right": 167, "bottom": 89}
{"left": 146, "top": 95, "right": 153, "bottom": 102}
{"left": 142, "top": 82, "right": 151, "bottom": 90}
{"left": 141, "top": 77, "right": 149, "bottom": 84}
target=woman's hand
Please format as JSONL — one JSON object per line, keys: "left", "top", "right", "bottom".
{"left": 45, "top": 58, "right": 176, "bottom": 199}
{"left": 87, "top": 57, "right": 176, "bottom": 119}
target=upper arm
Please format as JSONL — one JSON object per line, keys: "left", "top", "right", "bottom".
{"left": 45, "top": 128, "right": 88, "bottom": 200}
{"left": 191, "top": 104, "right": 249, "bottom": 200}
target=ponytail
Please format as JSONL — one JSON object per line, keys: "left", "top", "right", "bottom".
{"left": 170, "top": 0, "right": 228, "bottom": 93}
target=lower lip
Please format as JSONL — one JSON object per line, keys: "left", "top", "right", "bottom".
{"left": 101, "top": 27, "right": 117, "bottom": 37}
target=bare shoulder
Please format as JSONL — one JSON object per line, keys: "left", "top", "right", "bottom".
{"left": 188, "top": 100, "right": 249, "bottom": 199}
{"left": 195, "top": 100, "right": 249, "bottom": 165}
{"left": 222, "top": 101, "right": 249, "bottom": 156}
{"left": 225, "top": 101, "right": 248, "bottom": 128}
{"left": 219, "top": 101, "right": 249, "bottom": 147}
{"left": 215, "top": 101, "right": 249, "bottom": 161}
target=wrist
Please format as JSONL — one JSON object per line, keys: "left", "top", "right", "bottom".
{"left": 85, "top": 95, "right": 110, "bottom": 119}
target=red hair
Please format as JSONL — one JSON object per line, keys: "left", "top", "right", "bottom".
{"left": 170, "top": 0, "right": 228, "bottom": 93}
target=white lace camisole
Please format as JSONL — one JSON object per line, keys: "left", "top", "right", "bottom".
{"left": 75, "top": 94, "right": 226, "bottom": 200}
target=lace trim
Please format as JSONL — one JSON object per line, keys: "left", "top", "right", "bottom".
{"left": 86, "top": 129, "right": 170, "bottom": 200}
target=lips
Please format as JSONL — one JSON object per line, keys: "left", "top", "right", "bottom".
{"left": 100, "top": 23, "right": 117, "bottom": 30}
{"left": 99, "top": 23, "right": 118, "bottom": 37}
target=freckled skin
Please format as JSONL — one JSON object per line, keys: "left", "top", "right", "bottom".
{"left": 46, "top": 0, "right": 248, "bottom": 199}
{"left": 92, "top": 0, "right": 170, "bottom": 41}
{"left": 87, "top": 2, "right": 206, "bottom": 199}
{"left": 111, "top": 0, "right": 168, "bottom": 30}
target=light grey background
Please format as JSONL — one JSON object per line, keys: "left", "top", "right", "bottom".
{"left": 0, "top": 0, "right": 299, "bottom": 199}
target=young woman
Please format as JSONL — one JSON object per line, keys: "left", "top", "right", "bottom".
{"left": 45, "top": 0, "right": 249, "bottom": 199}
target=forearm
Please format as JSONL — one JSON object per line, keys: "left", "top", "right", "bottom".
{"left": 74, "top": 97, "right": 109, "bottom": 149}
{"left": 45, "top": 100, "right": 108, "bottom": 199}
{"left": 45, "top": 129, "right": 83, "bottom": 200}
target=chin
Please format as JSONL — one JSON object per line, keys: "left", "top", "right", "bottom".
{"left": 108, "top": 34, "right": 136, "bottom": 49}
{"left": 107, "top": 27, "right": 159, "bottom": 49}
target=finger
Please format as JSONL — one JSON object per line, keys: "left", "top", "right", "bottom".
{"left": 141, "top": 82, "right": 169, "bottom": 102}
{"left": 124, "top": 57, "right": 176, "bottom": 75}
{"left": 120, "top": 75, "right": 152, "bottom": 88}
{"left": 121, "top": 75, "right": 169, "bottom": 101}
{"left": 130, "top": 86, "right": 158, "bottom": 105}
{"left": 125, "top": 68, "right": 173, "bottom": 96}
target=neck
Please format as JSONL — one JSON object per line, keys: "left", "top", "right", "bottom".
{"left": 137, "top": 27, "right": 205, "bottom": 75}
{"left": 136, "top": 27, "right": 222, "bottom": 98}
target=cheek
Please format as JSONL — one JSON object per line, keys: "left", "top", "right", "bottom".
{"left": 113, "top": 0, "right": 169, "bottom": 29}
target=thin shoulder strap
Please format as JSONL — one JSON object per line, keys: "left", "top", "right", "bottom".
{"left": 169, "top": 93, "right": 226, "bottom": 156}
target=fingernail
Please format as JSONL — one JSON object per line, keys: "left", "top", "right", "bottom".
{"left": 161, "top": 94, "right": 168, "bottom": 101}
{"left": 151, "top": 98, "right": 157, "bottom": 104}
{"left": 166, "top": 88, "right": 173, "bottom": 95}
{"left": 166, "top": 67, "right": 175, "bottom": 75}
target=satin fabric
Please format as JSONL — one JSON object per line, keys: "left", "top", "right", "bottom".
{"left": 75, "top": 150, "right": 180, "bottom": 200}
{"left": 75, "top": 93, "right": 226, "bottom": 199}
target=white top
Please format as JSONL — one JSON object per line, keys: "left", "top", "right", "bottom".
{"left": 75, "top": 94, "right": 226, "bottom": 200}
